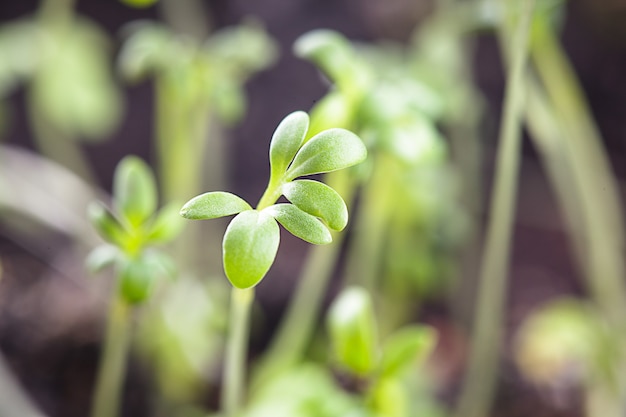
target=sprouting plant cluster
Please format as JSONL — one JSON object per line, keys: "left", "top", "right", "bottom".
{"left": 180, "top": 110, "right": 366, "bottom": 289}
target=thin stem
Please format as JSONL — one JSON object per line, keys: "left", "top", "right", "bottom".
{"left": 159, "top": 0, "right": 210, "bottom": 41}
{"left": 90, "top": 296, "right": 131, "bottom": 417}
{"left": 252, "top": 171, "right": 355, "bottom": 389}
{"left": 222, "top": 287, "right": 254, "bottom": 417}
{"left": 343, "top": 154, "right": 394, "bottom": 292}
{"left": 531, "top": 19, "right": 626, "bottom": 329}
{"left": 454, "top": 2, "right": 535, "bottom": 417}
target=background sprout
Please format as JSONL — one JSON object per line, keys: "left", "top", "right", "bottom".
{"left": 87, "top": 155, "right": 183, "bottom": 417}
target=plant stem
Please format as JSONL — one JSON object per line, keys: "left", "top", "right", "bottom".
{"left": 343, "top": 154, "right": 394, "bottom": 292}
{"left": 252, "top": 171, "right": 355, "bottom": 388}
{"left": 454, "top": 2, "right": 535, "bottom": 417}
{"left": 530, "top": 19, "right": 626, "bottom": 329}
{"left": 222, "top": 287, "right": 254, "bottom": 417}
{"left": 90, "top": 296, "right": 131, "bottom": 417}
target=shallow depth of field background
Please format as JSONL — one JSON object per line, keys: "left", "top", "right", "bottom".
{"left": 1, "top": 1, "right": 626, "bottom": 417}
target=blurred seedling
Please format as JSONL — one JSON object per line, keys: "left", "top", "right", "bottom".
{"left": 327, "top": 286, "right": 437, "bottom": 417}
{"left": 0, "top": 0, "right": 122, "bottom": 182}
{"left": 87, "top": 156, "right": 184, "bottom": 417}
{"left": 514, "top": 298, "right": 622, "bottom": 417}
{"left": 180, "top": 110, "right": 367, "bottom": 416}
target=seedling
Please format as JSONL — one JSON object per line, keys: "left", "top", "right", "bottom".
{"left": 180, "top": 110, "right": 367, "bottom": 416}
{"left": 87, "top": 156, "right": 183, "bottom": 417}
{"left": 327, "top": 286, "right": 437, "bottom": 417}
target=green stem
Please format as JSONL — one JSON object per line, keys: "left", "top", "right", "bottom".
{"left": 222, "top": 287, "right": 254, "bottom": 417}
{"left": 252, "top": 170, "right": 355, "bottom": 389}
{"left": 159, "top": 0, "right": 210, "bottom": 41}
{"left": 343, "top": 154, "right": 394, "bottom": 292}
{"left": 454, "top": 2, "right": 535, "bottom": 417}
{"left": 90, "top": 296, "right": 131, "bottom": 417}
{"left": 530, "top": 19, "right": 626, "bottom": 329}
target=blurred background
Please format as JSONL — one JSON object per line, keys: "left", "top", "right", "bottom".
{"left": 1, "top": 0, "right": 626, "bottom": 416}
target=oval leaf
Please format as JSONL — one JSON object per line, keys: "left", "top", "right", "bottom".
{"left": 223, "top": 210, "right": 280, "bottom": 289}
{"left": 269, "top": 111, "right": 309, "bottom": 179}
{"left": 282, "top": 180, "right": 348, "bottom": 231}
{"left": 285, "top": 128, "right": 367, "bottom": 180}
{"left": 113, "top": 156, "right": 157, "bottom": 227}
{"left": 180, "top": 191, "right": 252, "bottom": 220}
{"left": 327, "top": 286, "right": 378, "bottom": 376}
{"left": 119, "top": 256, "right": 154, "bottom": 304}
{"left": 263, "top": 204, "right": 332, "bottom": 245}
{"left": 86, "top": 244, "right": 121, "bottom": 273}
{"left": 88, "top": 202, "right": 128, "bottom": 246}
{"left": 380, "top": 326, "right": 437, "bottom": 377}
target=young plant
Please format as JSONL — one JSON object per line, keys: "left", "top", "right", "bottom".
{"left": 327, "top": 286, "right": 437, "bottom": 417}
{"left": 180, "top": 110, "right": 367, "bottom": 416}
{"left": 87, "top": 156, "right": 183, "bottom": 417}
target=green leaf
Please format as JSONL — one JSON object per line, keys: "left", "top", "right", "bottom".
{"left": 285, "top": 128, "right": 367, "bottom": 180}
{"left": 147, "top": 201, "right": 185, "bottom": 243}
{"left": 380, "top": 326, "right": 437, "bottom": 377}
{"left": 282, "top": 180, "right": 348, "bottom": 231}
{"left": 263, "top": 204, "right": 332, "bottom": 245}
{"left": 307, "top": 91, "right": 352, "bottom": 138}
{"left": 180, "top": 191, "right": 252, "bottom": 220}
{"left": 86, "top": 244, "right": 120, "bottom": 272}
{"left": 32, "top": 20, "right": 122, "bottom": 140}
{"left": 119, "top": 256, "right": 154, "bottom": 304}
{"left": 327, "top": 286, "right": 378, "bottom": 376}
{"left": 88, "top": 202, "right": 128, "bottom": 246}
{"left": 118, "top": 23, "right": 171, "bottom": 81}
{"left": 223, "top": 210, "right": 280, "bottom": 289}
{"left": 294, "top": 29, "right": 371, "bottom": 98}
{"left": 269, "top": 111, "right": 309, "bottom": 179}
{"left": 113, "top": 156, "right": 157, "bottom": 227}
{"left": 370, "top": 377, "right": 408, "bottom": 417}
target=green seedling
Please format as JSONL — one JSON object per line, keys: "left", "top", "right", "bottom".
{"left": 180, "top": 110, "right": 366, "bottom": 416}
{"left": 327, "top": 286, "right": 437, "bottom": 417}
{"left": 0, "top": 0, "right": 122, "bottom": 182}
{"left": 87, "top": 155, "right": 183, "bottom": 417}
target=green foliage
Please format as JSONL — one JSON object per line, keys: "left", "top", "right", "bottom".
{"left": 88, "top": 156, "right": 184, "bottom": 304}
{"left": 0, "top": 17, "right": 122, "bottom": 141}
{"left": 264, "top": 204, "right": 332, "bottom": 245}
{"left": 514, "top": 298, "right": 618, "bottom": 386}
{"left": 113, "top": 156, "right": 158, "bottom": 228}
{"left": 269, "top": 111, "right": 308, "bottom": 179}
{"left": 244, "top": 365, "right": 367, "bottom": 417}
{"left": 380, "top": 326, "right": 437, "bottom": 378}
{"left": 282, "top": 180, "right": 348, "bottom": 231}
{"left": 327, "top": 286, "right": 379, "bottom": 376}
{"left": 180, "top": 111, "right": 366, "bottom": 289}
{"left": 180, "top": 192, "right": 252, "bottom": 220}
{"left": 327, "top": 286, "right": 437, "bottom": 417}
{"left": 118, "top": 20, "right": 277, "bottom": 126}
{"left": 222, "top": 210, "right": 280, "bottom": 290}
{"left": 284, "top": 128, "right": 367, "bottom": 180}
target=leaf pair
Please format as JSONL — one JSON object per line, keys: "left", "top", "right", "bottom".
{"left": 180, "top": 111, "right": 367, "bottom": 290}
{"left": 88, "top": 156, "right": 183, "bottom": 304}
